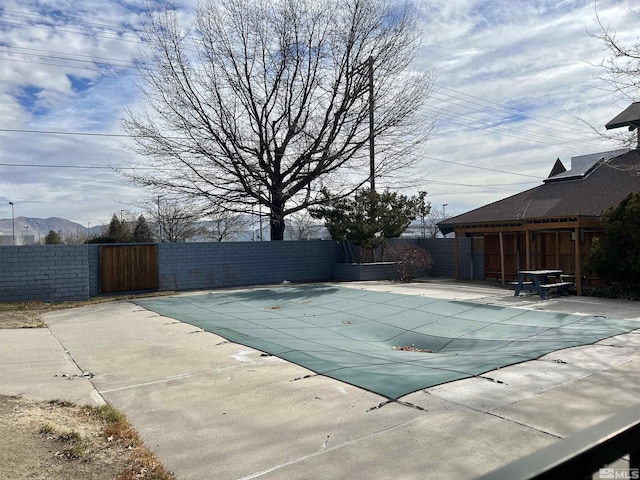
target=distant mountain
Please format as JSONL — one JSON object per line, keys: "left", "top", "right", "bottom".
{"left": 0, "top": 217, "right": 105, "bottom": 244}
{"left": 0, "top": 215, "right": 328, "bottom": 245}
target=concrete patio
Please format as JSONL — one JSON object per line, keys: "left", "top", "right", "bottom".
{"left": 1, "top": 279, "right": 640, "bottom": 479}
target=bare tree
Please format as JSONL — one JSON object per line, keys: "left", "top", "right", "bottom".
{"left": 588, "top": 6, "right": 640, "bottom": 149}
{"left": 142, "top": 197, "right": 204, "bottom": 243}
{"left": 416, "top": 191, "right": 431, "bottom": 237}
{"left": 423, "top": 204, "right": 447, "bottom": 238}
{"left": 592, "top": 7, "right": 640, "bottom": 102}
{"left": 286, "top": 211, "right": 325, "bottom": 240}
{"left": 206, "top": 210, "right": 252, "bottom": 242}
{"left": 122, "top": 0, "right": 435, "bottom": 240}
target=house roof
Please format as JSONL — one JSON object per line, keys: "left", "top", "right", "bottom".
{"left": 547, "top": 158, "right": 566, "bottom": 178}
{"left": 544, "top": 149, "right": 628, "bottom": 183}
{"left": 606, "top": 102, "right": 640, "bottom": 130}
{"left": 439, "top": 149, "right": 640, "bottom": 235}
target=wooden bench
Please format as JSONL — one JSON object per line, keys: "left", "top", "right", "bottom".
{"left": 540, "top": 281, "right": 573, "bottom": 296}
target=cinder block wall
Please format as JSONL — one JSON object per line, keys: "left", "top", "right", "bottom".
{"left": 339, "top": 237, "right": 484, "bottom": 281}
{"left": 0, "top": 245, "right": 89, "bottom": 302}
{"left": 0, "top": 238, "right": 484, "bottom": 302}
{"left": 418, "top": 237, "right": 483, "bottom": 280}
{"left": 157, "top": 240, "right": 341, "bottom": 291}
{"left": 418, "top": 238, "right": 460, "bottom": 278}
{"left": 88, "top": 244, "right": 100, "bottom": 298}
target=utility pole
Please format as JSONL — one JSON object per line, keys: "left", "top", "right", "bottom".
{"left": 157, "top": 196, "right": 162, "bottom": 242}
{"left": 355, "top": 56, "right": 376, "bottom": 194}
{"left": 8, "top": 202, "right": 14, "bottom": 246}
{"left": 368, "top": 55, "right": 375, "bottom": 194}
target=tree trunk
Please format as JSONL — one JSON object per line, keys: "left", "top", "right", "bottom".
{"left": 270, "top": 197, "right": 286, "bottom": 241}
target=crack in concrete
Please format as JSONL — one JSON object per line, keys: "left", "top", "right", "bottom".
{"left": 290, "top": 373, "right": 318, "bottom": 382}
{"left": 48, "top": 327, "right": 107, "bottom": 405}
{"left": 236, "top": 414, "right": 429, "bottom": 480}
{"left": 321, "top": 392, "right": 366, "bottom": 450}
{"left": 486, "top": 410, "right": 563, "bottom": 440}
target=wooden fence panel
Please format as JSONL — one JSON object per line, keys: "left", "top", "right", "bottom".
{"left": 99, "top": 245, "right": 159, "bottom": 293}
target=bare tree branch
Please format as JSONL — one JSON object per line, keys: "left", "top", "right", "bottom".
{"left": 204, "top": 209, "right": 253, "bottom": 242}
{"left": 576, "top": 4, "right": 640, "bottom": 151}
{"left": 137, "top": 196, "right": 205, "bottom": 243}
{"left": 590, "top": 6, "right": 640, "bottom": 102}
{"left": 120, "top": 0, "right": 435, "bottom": 240}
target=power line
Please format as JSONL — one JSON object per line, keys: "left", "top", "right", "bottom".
{"left": 0, "top": 18, "right": 143, "bottom": 44}
{"left": 428, "top": 97, "right": 593, "bottom": 144}
{"left": 425, "top": 179, "right": 529, "bottom": 192}
{"left": 0, "top": 128, "right": 548, "bottom": 180}
{"left": 2, "top": 8, "right": 147, "bottom": 37}
{"left": 0, "top": 56, "right": 135, "bottom": 74}
{"left": 0, "top": 6, "right": 621, "bottom": 141}
{"left": 433, "top": 83, "right": 594, "bottom": 136}
{"left": 423, "top": 155, "right": 543, "bottom": 179}
{"left": 0, "top": 162, "right": 537, "bottom": 192}
{"left": 1, "top": 7, "right": 614, "bottom": 149}
{"left": 1, "top": 7, "right": 617, "bottom": 185}
{"left": 0, "top": 162, "right": 139, "bottom": 170}
{"left": 425, "top": 101, "right": 607, "bottom": 151}
{"left": 0, "top": 45, "right": 137, "bottom": 68}
{"left": 0, "top": 128, "right": 134, "bottom": 137}
{"left": 0, "top": 60, "right": 611, "bottom": 152}
{"left": 0, "top": 101, "right": 608, "bottom": 158}
{"left": 426, "top": 110, "right": 607, "bottom": 152}
{"left": 0, "top": 128, "right": 186, "bottom": 142}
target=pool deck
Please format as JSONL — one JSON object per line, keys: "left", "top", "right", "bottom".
{"left": 2, "top": 279, "right": 640, "bottom": 479}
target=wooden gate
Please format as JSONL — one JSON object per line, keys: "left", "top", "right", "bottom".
{"left": 99, "top": 245, "right": 159, "bottom": 293}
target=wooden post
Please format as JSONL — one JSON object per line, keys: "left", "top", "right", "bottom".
{"left": 499, "top": 231, "right": 505, "bottom": 285}
{"left": 574, "top": 226, "right": 582, "bottom": 295}
{"left": 555, "top": 231, "right": 560, "bottom": 269}
{"left": 515, "top": 233, "right": 521, "bottom": 272}
{"left": 454, "top": 231, "right": 459, "bottom": 281}
{"left": 525, "top": 229, "right": 531, "bottom": 269}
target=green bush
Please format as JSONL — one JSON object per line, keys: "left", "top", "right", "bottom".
{"left": 586, "top": 192, "right": 640, "bottom": 287}
{"left": 43, "top": 230, "right": 64, "bottom": 244}
{"left": 582, "top": 284, "right": 640, "bottom": 301}
{"left": 311, "top": 189, "right": 425, "bottom": 262}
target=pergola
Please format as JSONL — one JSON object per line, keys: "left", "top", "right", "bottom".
{"left": 439, "top": 146, "right": 640, "bottom": 296}
{"left": 449, "top": 215, "right": 601, "bottom": 295}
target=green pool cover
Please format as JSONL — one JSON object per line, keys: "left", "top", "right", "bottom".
{"left": 134, "top": 285, "right": 639, "bottom": 400}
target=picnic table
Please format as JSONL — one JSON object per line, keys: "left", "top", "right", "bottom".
{"left": 513, "top": 270, "right": 573, "bottom": 299}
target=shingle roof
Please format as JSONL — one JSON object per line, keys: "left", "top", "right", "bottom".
{"left": 439, "top": 150, "right": 640, "bottom": 234}
{"left": 606, "top": 102, "right": 640, "bottom": 130}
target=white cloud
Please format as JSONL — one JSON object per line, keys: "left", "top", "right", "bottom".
{"left": 0, "top": 0, "right": 638, "bottom": 224}
{"left": 406, "top": 0, "right": 640, "bottom": 217}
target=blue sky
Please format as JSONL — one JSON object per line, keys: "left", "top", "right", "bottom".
{"left": 0, "top": 0, "right": 638, "bottom": 225}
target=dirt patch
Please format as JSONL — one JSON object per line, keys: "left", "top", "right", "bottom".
{"left": 0, "top": 298, "right": 177, "bottom": 479}
{"left": 0, "top": 395, "right": 175, "bottom": 480}
{"left": 0, "top": 293, "right": 175, "bottom": 330}
{"left": 0, "top": 305, "right": 48, "bottom": 329}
